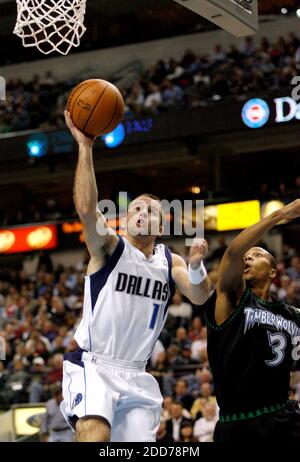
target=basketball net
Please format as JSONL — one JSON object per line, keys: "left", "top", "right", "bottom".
{"left": 13, "top": 0, "right": 87, "bottom": 55}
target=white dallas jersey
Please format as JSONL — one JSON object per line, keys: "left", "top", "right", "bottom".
{"left": 75, "top": 236, "right": 175, "bottom": 362}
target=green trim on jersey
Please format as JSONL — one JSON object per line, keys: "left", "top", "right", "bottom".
{"left": 251, "top": 293, "right": 284, "bottom": 309}
{"left": 219, "top": 400, "right": 289, "bottom": 423}
{"left": 206, "top": 287, "right": 250, "bottom": 331}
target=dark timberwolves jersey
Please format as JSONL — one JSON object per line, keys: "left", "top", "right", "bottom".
{"left": 206, "top": 288, "right": 300, "bottom": 420}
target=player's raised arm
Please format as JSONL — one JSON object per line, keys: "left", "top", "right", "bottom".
{"left": 216, "top": 199, "right": 300, "bottom": 323}
{"left": 171, "top": 238, "right": 210, "bottom": 305}
{"left": 65, "top": 111, "right": 118, "bottom": 269}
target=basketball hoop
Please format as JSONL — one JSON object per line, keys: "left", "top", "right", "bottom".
{"left": 13, "top": 0, "right": 87, "bottom": 55}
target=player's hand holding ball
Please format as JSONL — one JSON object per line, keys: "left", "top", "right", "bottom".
{"left": 64, "top": 110, "right": 95, "bottom": 146}
{"left": 65, "top": 78, "right": 125, "bottom": 144}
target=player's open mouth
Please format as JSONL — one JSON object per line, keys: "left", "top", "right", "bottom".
{"left": 244, "top": 263, "right": 251, "bottom": 272}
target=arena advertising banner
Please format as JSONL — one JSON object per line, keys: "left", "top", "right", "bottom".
{"left": 241, "top": 96, "right": 300, "bottom": 129}
{"left": 0, "top": 224, "right": 58, "bottom": 253}
{"left": 0, "top": 94, "right": 298, "bottom": 164}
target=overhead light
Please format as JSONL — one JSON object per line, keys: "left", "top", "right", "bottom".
{"left": 296, "top": 9, "right": 300, "bottom": 18}
{"left": 191, "top": 186, "right": 201, "bottom": 194}
{"left": 281, "top": 8, "right": 288, "bottom": 14}
{"left": 261, "top": 200, "right": 285, "bottom": 219}
{"left": 102, "top": 123, "right": 125, "bottom": 148}
{"left": 26, "top": 134, "right": 48, "bottom": 158}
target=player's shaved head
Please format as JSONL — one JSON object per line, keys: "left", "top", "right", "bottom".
{"left": 246, "top": 247, "right": 276, "bottom": 269}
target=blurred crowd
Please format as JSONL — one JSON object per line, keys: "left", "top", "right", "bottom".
{"left": 0, "top": 197, "right": 77, "bottom": 227}
{"left": 0, "top": 237, "right": 300, "bottom": 442}
{"left": 0, "top": 32, "right": 300, "bottom": 134}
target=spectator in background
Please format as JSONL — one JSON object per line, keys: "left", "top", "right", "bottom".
{"left": 37, "top": 251, "right": 53, "bottom": 273}
{"left": 173, "top": 378, "right": 195, "bottom": 412}
{"left": 287, "top": 256, "right": 300, "bottom": 280}
{"left": 156, "top": 420, "right": 174, "bottom": 443}
{"left": 166, "top": 401, "right": 193, "bottom": 442}
{"left": 125, "top": 80, "right": 145, "bottom": 115}
{"left": 40, "top": 70, "right": 57, "bottom": 89}
{"left": 51, "top": 336, "right": 66, "bottom": 355}
{"left": 144, "top": 83, "right": 162, "bottom": 113}
{"left": 180, "top": 345, "right": 200, "bottom": 370}
{"left": 49, "top": 296, "right": 67, "bottom": 326}
{"left": 42, "top": 320, "right": 58, "bottom": 344}
{"left": 28, "top": 356, "right": 47, "bottom": 403}
{"left": 277, "top": 275, "right": 292, "bottom": 301}
{"left": 168, "top": 291, "right": 193, "bottom": 330}
{"left": 282, "top": 244, "right": 297, "bottom": 266}
{"left": 161, "top": 79, "right": 183, "bottom": 106}
{"left": 193, "top": 402, "right": 218, "bottom": 442}
{"left": 150, "top": 338, "right": 165, "bottom": 368}
{"left": 285, "top": 283, "right": 300, "bottom": 306}
{"left": 47, "top": 353, "right": 63, "bottom": 385}
{"left": 161, "top": 396, "right": 173, "bottom": 422}
{"left": 166, "top": 59, "right": 184, "bottom": 81}
{"left": 191, "top": 326, "right": 207, "bottom": 361}
{"left": 188, "top": 317, "right": 203, "bottom": 342}
{"left": 25, "top": 330, "right": 51, "bottom": 361}
{"left": 239, "top": 36, "right": 255, "bottom": 56}
{"left": 179, "top": 421, "right": 198, "bottom": 442}
{"left": 196, "top": 367, "right": 213, "bottom": 385}
{"left": 41, "top": 383, "right": 73, "bottom": 442}
{"left": 190, "top": 382, "right": 216, "bottom": 420}
{"left": 151, "top": 351, "right": 171, "bottom": 395}
{"left": 173, "top": 327, "right": 192, "bottom": 350}
{"left": 211, "top": 44, "right": 226, "bottom": 62}
{"left": 3, "top": 359, "right": 31, "bottom": 404}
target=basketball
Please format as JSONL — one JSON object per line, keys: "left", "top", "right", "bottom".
{"left": 66, "top": 79, "right": 125, "bottom": 138}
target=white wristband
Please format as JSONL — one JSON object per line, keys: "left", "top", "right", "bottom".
{"left": 188, "top": 261, "right": 207, "bottom": 285}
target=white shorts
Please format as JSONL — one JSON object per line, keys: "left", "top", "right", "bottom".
{"left": 61, "top": 350, "right": 163, "bottom": 442}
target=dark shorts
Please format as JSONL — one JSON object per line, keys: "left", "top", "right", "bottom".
{"left": 214, "top": 401, "right": 300, "bottom": 442}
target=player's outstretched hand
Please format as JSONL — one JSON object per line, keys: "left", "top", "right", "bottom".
{"left": 189, "top": 238, "right": 208, "bottom": 269}
{"left": 64, "top": 110, "right": 96, "bottom": 146}
{"left": 280, "top": 199, "right": 300, "bottom": 221}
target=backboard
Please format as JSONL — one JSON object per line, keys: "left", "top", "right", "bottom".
{"left": 173, "top": 0, "right": 258, "bottom": 37}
